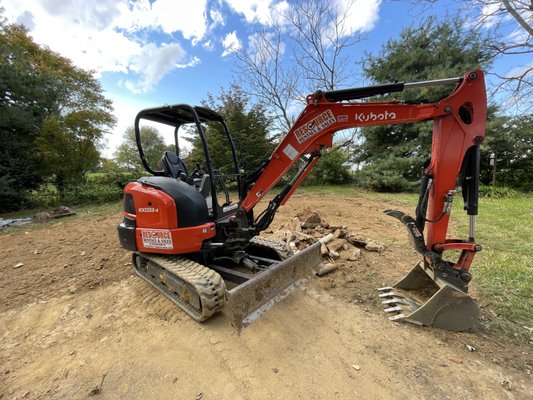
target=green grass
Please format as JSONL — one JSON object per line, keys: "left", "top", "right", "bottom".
{"left": 450, "top": 196, "right": 533, "bottom": 335}
{"left": 299, "top": 185, "right": 419, "bottom": 205}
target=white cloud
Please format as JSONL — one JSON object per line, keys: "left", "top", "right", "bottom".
{"left": 477, "top": 2, "right": 511, "bottom": 29}
{"left": 203, "top": 40, "right": 215, "bottom": 51}
{"left": 124, "top": 43, "right": 189, "bottom": 93}
{"left": 151, "top": 0, "right": 208, "bottom": 41}
{"left": 210, "top": 9, "right": 225, "bottom": 29}
{"left": 224, "top": 0, "right": 280, "bottom": 25}
{"left": 336, "top": 0, "right": 382, "bottom": 35}
{"left": 222, "top": 31, "right": 242, "bottom": 57}
{"left": 224, "top": 0, "right": 380, "bottom": 32}
{"left": 176, "top": 56, "right": 201, "bottom": 69}
{"left": 2, "top": 0, "right": 207, "bottom": 93}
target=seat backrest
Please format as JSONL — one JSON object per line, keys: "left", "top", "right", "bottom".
{"left": 162, "top": 151, "right": 189, "bottom": 179}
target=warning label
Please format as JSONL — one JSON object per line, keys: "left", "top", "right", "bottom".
{"left": 141, "top": 230, "right": 173, "bottom": 249}
{"left": 294, "top": 109, "right": 336, "bottom": 144}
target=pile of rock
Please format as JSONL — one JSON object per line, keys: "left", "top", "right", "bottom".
{"left": 34, "top": 206, "right": 76, "bottom": 222}
{"left": 265, "top": 208, "right": 384, "bottom": 276}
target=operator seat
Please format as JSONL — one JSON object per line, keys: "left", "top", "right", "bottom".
{"left": 162, "top": 151, "right": 189, "bottom": 180}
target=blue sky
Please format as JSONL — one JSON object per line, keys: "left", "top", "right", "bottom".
{"left": 2, "top": 0, "right": 529, "bottom": 157}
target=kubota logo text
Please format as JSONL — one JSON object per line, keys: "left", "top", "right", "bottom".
{"left": 355, "top": 110, "right": 397, "bottom": 122}
{"left": 294, "top": 109, "right": 336, "bottom": 144}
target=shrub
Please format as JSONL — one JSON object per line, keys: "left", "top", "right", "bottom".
{"left": 61, "top": 182, "right": 122, "bottom": 205}
{"left": 305, "top": 149, "right": 353, "bottom": 185}
{"left": 356, "top": 156, "right": 420, "bottom": 192}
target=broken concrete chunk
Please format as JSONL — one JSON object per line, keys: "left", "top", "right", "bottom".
{"left": 289, "top": 217, "right": 302, "bottom": 232}
{"left": 345, "top": 234, "right": 368, "bottom": 247}
{"left": 328, "top": 250, "right": 340, "bottom": 260}
{"left": 298, "top": 208, "right": 323, "bottom": 229}
{"left": 348, "top": 248, "right": 362, "bottom": 261}
{"left": 293, "top": 231, "right": 315, "bottom": 242}
{"left": 317, "top": 263, "right": 338, "bottom": 276}
{"left": 279, "top": 230, "right": 293, "bottom": 243}
{"left": 340, "top": 247, "right": 362, "bottom": 261}
{"left": 327, "top": 238, "right": 347, "bottom": 252}
{"left": 365, "top": 242, "right": 384, "bottom": 252}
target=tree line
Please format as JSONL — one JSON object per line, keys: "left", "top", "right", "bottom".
{"left": 1, "top": 2, "right": 531, "bottom": 213}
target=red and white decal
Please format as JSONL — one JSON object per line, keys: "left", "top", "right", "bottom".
{"left": 141, "top": 229, "right": 173, "bottom": 249}
{"left": 294, "top": 109, "right": 336, "bottom": 144}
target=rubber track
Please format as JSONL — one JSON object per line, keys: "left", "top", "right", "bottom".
{"left": 249, "top": 236, "right": 293, "bottom": 260}
{"left": 135, "top": 253, "right": 226, "bottom": 322}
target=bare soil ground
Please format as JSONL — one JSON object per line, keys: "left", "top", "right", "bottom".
{"left": 1, "top": 193, "right": 531, "bottom": 399}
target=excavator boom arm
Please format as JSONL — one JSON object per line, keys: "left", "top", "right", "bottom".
{"left": 243, "top": 70, "right": 486, "bottom": 278}
{"left": 242, "top": 71, "right": 486, "bottom": 212}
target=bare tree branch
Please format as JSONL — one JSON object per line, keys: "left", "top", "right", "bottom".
{"left": 234, "top": 0, "right": 364, "bottom": 140}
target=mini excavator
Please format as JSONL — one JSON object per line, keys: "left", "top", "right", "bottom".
{"left": 118, "top": 70, "right": 487, "bottom": 331}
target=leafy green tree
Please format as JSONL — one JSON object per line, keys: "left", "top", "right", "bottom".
{"left": 482, "top": 114, "right": 533, "bottom": 191}
{"left": 0, "top": 24, "right": 63, "bottom": 210}
{"left": 356, "top": 17, "right": 495, "bottom": 191}
{"left": 0, "top": 24, "right": 115, "bottom": 209}
{"left": 306, "top": 148, "right": 352, "bottom": 185}
{"left": 115, "top": 126, "right": 173, "bottom": 172}
{"left": 187, "top": 84, "right": 275, "bottom": 175}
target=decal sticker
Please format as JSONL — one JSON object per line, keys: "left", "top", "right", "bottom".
{"left": 283, "top": 143, "right": 298, "bottom": 160}
{"left": 222, "top": 203, "right": 238, "bottom": 213}
{"left": 141, "top": 229, "right": 173, "bottom": 249}
{"left": 338, "top": 114, "right": 348, "bottom": 122}
{"left": 294, "top": 109, "right": 336, "bottom": 144}
{"left": 354, "top": 110, "right": 397, "bottom": 122}
{"left": 138, "top": 207, "right": 159, "bottom": 213}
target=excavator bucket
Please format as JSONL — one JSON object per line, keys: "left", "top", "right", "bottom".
{"left": 378, "top": 262, "right": 479, "bottom": 331}
{"left": 224, "top": 241, "right": 323, "bottom": 331}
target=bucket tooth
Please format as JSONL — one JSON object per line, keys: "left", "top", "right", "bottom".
{"left": 378, "top": 291, "right": 401, "bottom": 298}
{"left": 378, "top": 262, "right": 479, "bottom": 331}
{"left": 384, "top": 305, "right": 404, "bottom": 313}
{"left": 381, "top": 298, "right": 409, "bottom": 305}
{"left": 389, "top": 314, "right": 408, "bottom": 321}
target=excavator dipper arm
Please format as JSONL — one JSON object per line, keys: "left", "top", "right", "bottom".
{"left": 242, "top": 70, "right": 487, "bottom": 331}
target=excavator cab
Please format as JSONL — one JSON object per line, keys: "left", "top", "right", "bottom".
{"left": 132, "top": 105, "right": 243, "bottom": 219}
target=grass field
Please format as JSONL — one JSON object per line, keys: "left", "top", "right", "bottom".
{"left": 456, "top": 196, "right": 532, "bottom": 334}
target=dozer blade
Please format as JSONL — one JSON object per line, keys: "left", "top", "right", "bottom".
{"left": 378, "top": 262, "right": 479, "bottom": 331}
{"left": 224, "top": 241, "right": 323, "bottom": 331}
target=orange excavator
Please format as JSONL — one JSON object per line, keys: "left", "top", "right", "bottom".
{"left": 118, "top": 70, "right": 487, "bottom": 331}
